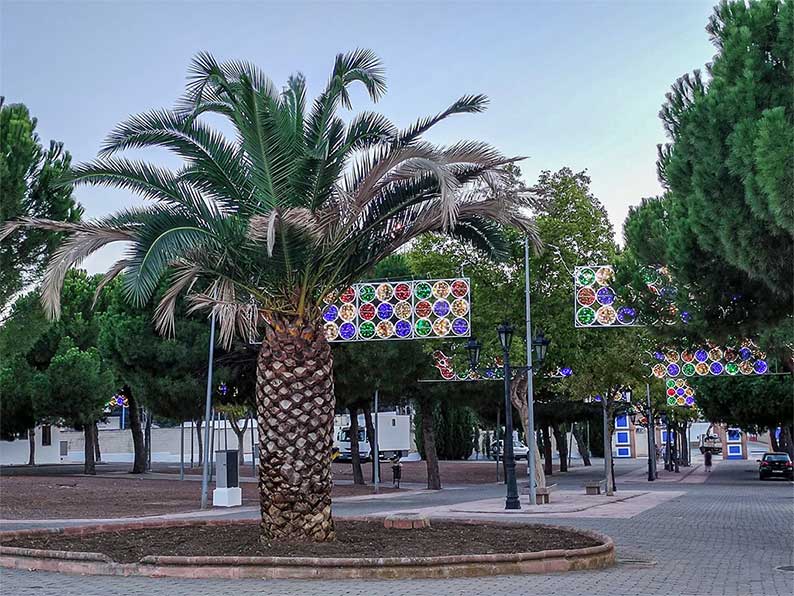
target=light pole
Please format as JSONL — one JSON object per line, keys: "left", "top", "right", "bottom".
{"left": 466, "top": 324, "right": 549, "bottom": 510}
{"left": 646, "top": 383, "right": 656, "bottom": 481}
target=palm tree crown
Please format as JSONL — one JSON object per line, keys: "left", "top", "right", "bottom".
{"left": 3, "top": 50, "right": 537, "bottom": 343}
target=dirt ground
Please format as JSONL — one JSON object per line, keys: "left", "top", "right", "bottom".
{"left": 0, "top": 475, "right": 393, "bottom": 520}
{"left": 1, "top": 521, "right": 601, "bottom": 562}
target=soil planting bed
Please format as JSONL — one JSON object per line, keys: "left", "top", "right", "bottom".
{"left": 2, "top": 521, "right": 600, "bottom": 563}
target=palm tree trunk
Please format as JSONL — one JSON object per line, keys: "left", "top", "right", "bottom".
{"left": 84, "top": 424, "right": 96, "bottom": 475}
{"left": 27, "top": 428, "right": 35, "bottom": 466}
{"left": 348, "top": 406, "right": 365, "bottom": 485}
{"left": 256, "top": 315, "right": 335, "bottom": 543}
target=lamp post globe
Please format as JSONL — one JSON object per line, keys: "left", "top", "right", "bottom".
{"left": 497, "top": 321, "right": 515, "bottom": 353}
{"left": 465, "top": 338, "right": 482, "bottom": 371}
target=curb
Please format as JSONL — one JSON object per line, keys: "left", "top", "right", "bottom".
{"left": 0, "top": 518, "right": 615, "bottom": 579}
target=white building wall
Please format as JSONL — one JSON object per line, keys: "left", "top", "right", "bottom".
{"left": 0, "top": 426, "right": 64, "bottom": 465}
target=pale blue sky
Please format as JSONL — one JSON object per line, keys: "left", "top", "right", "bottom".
{"left": 2, "top": 0, "right": 716, "bottom": 273}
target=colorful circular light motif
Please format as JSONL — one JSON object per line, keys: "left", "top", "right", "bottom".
{"left": 376, "top": 321, "right": 394, "bottom": 338}
{"left": 682, "top": 363, "right": 696, "bottom": 377}
{"left": 676, "top": 396, "right": 686, "bottom": 406}
{"left": 754, "top": 360, "right": 768, "bottom": 374}
{"left": 596, "top": 286, "right": 615, "bottom": 305}
{"left": 359, "top": 285, "right": 375, "bottom": 303}
{"left": 667, "top": 396, "right": 676, "bottom": 405}
{"left": 685, "top": 396, "right": 695, "bottom": 406}
{"left": 432, "top": 318, "right": 451, "bottom": 336}
{"left": 359, "top": 321, "right": 376, "bottom": 339}
{"left": 395, "top": 320, "right": 412, "bottom": 337}
{"left": 576, "top": 306, "right": 595, "bottom": 325}
{"left": 451, "top": 279, "right": 469, "bottom": 298}
{"left": 452, "top": 318, "right": 469, "bottom": 336}
{"left": 652, "top": 364, "right": 666, "bottom": 378}
{"left": 339, "top": 322, "right": 356, "bottom": 340}
{"left": 322, "top": 305, "right": 338, "bottom": 322}
{"left": 739, "top": 347, "right": 752, "bottom": 361}
{"left": 339, "top": 304, "right": 356, "bottom": 321}
{"left": 666, "top": 350, "right": 680, "bottom": 363}
{"left": 709, "top": 362, "right": 723, "bottom": 375}
{"left": 725, "top": 362, "right": 739, "bottom": 375}
{"left": 616, "top": 307, "right": 636, "bottom": 324}
{"left": 739, "top": 361, "right": 754, "bottom": 375}
{"left": 596, "top": 306, "right": 617, "bottom": 325}
{"left": 394, "top": 283, "right": 411, "bottom": 301}
{"left": 377, "top": 302, "right": 394, "bottom": 320}
{"left": 681, "top": 350, "right": 695, "bottom": 363}
{"left": 432, "top": 300, "right": 450, "bottom": 317}
{"left": 415, "top": 319, "right": 432, "bottom": 336}
{"left": 416, "top": 300, "right": 432, "bottom": 318}
{"left": 340, "top": 287, "right": 355, "bottom": 303}
{"left": 724, "top": 348, "right": 737, "bottom": 362}
{"left": 595, "top": 266, "right": 613, "bottom": 286}
{"left": 451, "top": 299, "right": 469, "bottom": 317}
{"left": 694, "top": 349, "right": 708, "bottom": 363}
{"left": 577, "top": 287, "right": 596, "bottom": 306}
{"left": 667, "top": 363, "right": 680, "bottom": 376}
{"left": 708, "top": 347, "right": 723, "bottom": 362}
{"left": 695, "top": 362, "right": 709, "bottom": 376}
{"left": 359, "top": 303, "right": 376, "bottom": 321}
{"left": 323, "top": 322, "right": 339, "bottom": 340}
{"left": 432, "top": 281, "right": 451, "bottom": 299}
{"left": 323, "top": 291, "right": 338, "bottom": 305}
{"left": 577, "top": 268, "right": 595, "bottom": 286}
{"left": 376, "top": 283, "right": 393, "bottom": 301}
{"left": 394, "top": 301, "right": 412, "bottom": 320}
{"left": 414, "top": 282, "right": 432, "bottom": 300}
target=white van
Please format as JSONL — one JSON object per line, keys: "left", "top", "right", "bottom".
{"left": 335, "top": 413, "right": 411, "bottom": 461}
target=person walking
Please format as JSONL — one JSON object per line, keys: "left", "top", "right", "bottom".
{"left": 704, "top": 449, "right": 713, "bottom": 473}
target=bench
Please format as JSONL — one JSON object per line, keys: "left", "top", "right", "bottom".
{"left": 534, "top": 483, "right": 556, "bottom": 505}
{"left": 585, "top": 480, "right": 607, "bottom": 495}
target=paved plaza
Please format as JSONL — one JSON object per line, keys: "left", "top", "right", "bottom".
{"left": 2, "top": 459, "right": 793, "bottom": 596}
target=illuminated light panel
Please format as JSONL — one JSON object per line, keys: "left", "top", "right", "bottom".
{"left": 322, "top": 278, "right": 471, "bottom": 342}
{"left": 649, "top": 341, "right": 768, "bottom": 378}
{"left": 431, "top": 351, "right": 571, "bottom": 382}
{"left": 665, "top": 378, "right": 696, "bottom": 407}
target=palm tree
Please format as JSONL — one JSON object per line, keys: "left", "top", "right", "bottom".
{"left": 2, "top": 50, "right": 538, "bottom": 543}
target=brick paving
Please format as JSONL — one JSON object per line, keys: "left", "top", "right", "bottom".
{"left": 2, "top": 460, "right": 793, "bottom": 595}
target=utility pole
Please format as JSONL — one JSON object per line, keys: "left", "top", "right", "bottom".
{"left": 200, "top": 309, "right": 217, "bottom": 509}
{"left": 523, "top": 236, "right": 537, "bottom": 506}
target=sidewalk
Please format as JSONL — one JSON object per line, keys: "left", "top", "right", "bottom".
{"left": 620, "top": 461, "right": 714, "bottom": 484}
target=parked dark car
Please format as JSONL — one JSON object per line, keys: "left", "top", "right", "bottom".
{"left": 758, "top": 452, "right": 793, "bottom": 481}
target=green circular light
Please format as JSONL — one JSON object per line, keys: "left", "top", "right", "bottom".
{"left": 576, "top": 307, "right": 596, "bottom": 325}
{"left": 682, "top": 363, "right": 696, "bottom": 377}
{"left": 725, "top": 362, "right": 739, "bottom": 375}
{"left": 359, "top": 285, "right": 375, "bottom": 303}
{"left": 666, "top": 379, "right": 675, "bottom": 388}
{"left": 414, "top": 282, "right": 432, "bottom": 300}
{"left": 415, "top": 319, "right": 431, "bottom": 336}
{"left": 359, "top": 321, "right": 375, "bottom": 338}
{"left": 667, "top": 396, "right": 676, "bottom": 405}
{"left": 577, "top": 268, "right": 595, "bottom": 286}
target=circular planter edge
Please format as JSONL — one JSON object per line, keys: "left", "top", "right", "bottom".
{"left": 0, "top": 518, "right": 615, "bottom": 580}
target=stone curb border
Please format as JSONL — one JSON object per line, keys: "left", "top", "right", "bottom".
{"left": 0, "top": 518, "right": 615, "bottom": 579}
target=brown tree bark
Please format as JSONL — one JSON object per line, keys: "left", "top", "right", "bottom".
{"left": 420, "top": 397, "right": 441, "bottom": 490}
{"left": 509, "top": 372, "right": 546, "bottom": 489}
{"left": 84, "top": 424, "right": 96, "bottom": 475}
{"left": 572, "top": 423, "right": 592, "bottom": 466}
{"left": 363, "top": 407, "right": 380, "bottom": 483}
{"left": 348, "top": 406, "right": 365, "bottom": 485}
{"left": 93, "top": 422, "right": 102, "bottom": 462}
{"left": 27, "top": 428, "right": 35, "bottom": 466}
{"left": 228, "top": 416, "right": 250, "bottom": 469}
{"left": 779, "top": 425, "right": 794, "bottom": 459}
{"left": 125, "top": 386, "right": 146, "bottom": 474}
{"left": 552, "top": 423, "right": 568, "bottom": 472}
{"left": 256, "top": 315, "right": 335, "bottom": 543}
{"left": 541, "top": 425, "right": 553, "bottom": 475}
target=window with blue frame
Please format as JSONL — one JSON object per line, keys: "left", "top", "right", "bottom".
{"left": 616, "top": 447, "right": 632, "bottom": 458}
{"left": 616, "top": 431, "right": 630, "bottom": 445}
{"left": 727, "top": 429, "right": 741, "bottom": 442}
{"left": 615, "top": 414, "right": 629, "bottom": 429}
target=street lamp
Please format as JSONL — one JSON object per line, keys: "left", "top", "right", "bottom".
{"left": 467, "top": 323, "right": 551, "bottom": 511}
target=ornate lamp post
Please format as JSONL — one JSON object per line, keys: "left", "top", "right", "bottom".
{"left": 466, "top": 324, "right": 550, "bottom": 510}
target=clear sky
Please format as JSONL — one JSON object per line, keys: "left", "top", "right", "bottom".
{"left": 2, "top": 0, "right": 716, "bottom": 273}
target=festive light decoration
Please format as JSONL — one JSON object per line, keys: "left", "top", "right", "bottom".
{"left": 430, "top": 350, "right": 572, "bottom": 381}
{"left": 648, "top": 340, "right": 767, "bottom": 378}
{"left": 108, "top": 394, "right": 129, "bottom": 409}
{"left": 574, "top": 264, "right": 689, "bottom": 328}
{"left": 323, "top": 278, "right": 471, "bottom": 342}
{"left": 665, "top": 378, "right": 696, "bottom": 407}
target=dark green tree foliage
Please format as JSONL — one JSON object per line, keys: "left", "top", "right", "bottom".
{"left": 413, "top": 395, "right": 479, "bottom": 460}
{"left": 0, "top": 100, "right": 81, "bottom": 311}
{"left": 624, "top": 1, "right": 793, "bottom": 341}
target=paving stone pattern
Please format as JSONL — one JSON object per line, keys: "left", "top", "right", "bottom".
{"left": 2, "top": 461, "right": 793, "bottom": 596}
